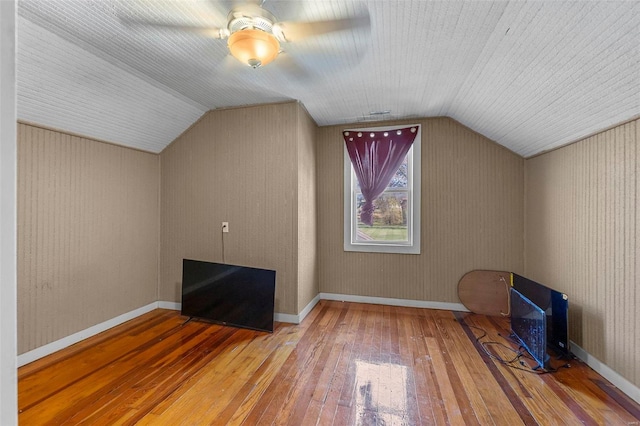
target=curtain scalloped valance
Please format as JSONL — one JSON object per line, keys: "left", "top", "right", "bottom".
{"left": 343, "top": 126, "right": 418, "bottom": 226}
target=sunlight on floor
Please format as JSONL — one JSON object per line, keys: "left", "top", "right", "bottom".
{"left": 355, "top": 360, "right": 409, "bottom": 425}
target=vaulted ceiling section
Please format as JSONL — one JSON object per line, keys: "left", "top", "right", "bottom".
{"left": 17, "top": 0, "right": 640, "bottom": 156}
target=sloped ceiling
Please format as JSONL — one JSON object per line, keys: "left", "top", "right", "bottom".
{"left": 16, "top": 0, "right": 640, "bottom": 156}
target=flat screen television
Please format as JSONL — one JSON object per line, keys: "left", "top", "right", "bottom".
{"left": 512, "top": 273, "right": 569, "bottom": 356}
{"left": 510, "top": 288, "right": 548, "bottom": 369}
{"left": 181, "top": 259, "right": 276, "bottom": 333}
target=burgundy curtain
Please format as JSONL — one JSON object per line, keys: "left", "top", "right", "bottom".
{"left": 343, "top": 126, "right": 418, "bottom": 226}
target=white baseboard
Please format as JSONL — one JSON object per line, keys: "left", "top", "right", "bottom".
{"left": 157, "top": 295, "right": 467, "bottom": 324}
{"left": 299, "top": 294, "right": 321, "bottom": 323}
{"left": 274, "top": 312, "right": 299, "bottom": 324}
{"left": 275, "top": 294, "right": 322, "bottom": 324}
{"left": 158, "top": 301, "right": 181, "bottom": 310}
{"left": 570, "top": 340, "right": 640, "bottom": 405}
{"left": 320, "top": 293, "right": 470, "bottom": 312}
{"left": 141, "top": 299, "right": 321, "bottom": 325}
{"left": 155, "top": 301, "right": 309, "bottom": 325}
{"left": 17, "top": 302, "right": 159, "bottom": 367}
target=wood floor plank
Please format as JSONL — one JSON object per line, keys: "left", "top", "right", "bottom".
{"left": 273, "top": 302, "right": 348, "bottom": 424}
{"left": 229, "top": 302, "right": 329, "bottom": 425}
{"left": 135, "top": 329, "right": 272, "bottom": 424}
{"left": 458, "top": 312, "right": 542, "bottom": 426}
{"left": 343, "top": 302, "right": 380, "bottom": 426}
{"left": 391, "top": 307, "right": 421, "bottom": 425}
{"left": 302, "top": 303, "right": 358, "bottom": 425}
{"left": 20, "top": 320, "right": 218, "bottom": 424}
{"left": 423, "top": 315, "right": 473, "bottom": 426}
{"left": 239, "top": 301, "right": 337, "bottom": 424}
{"left": 18, "top": 310, "right": 183, "bottom": 410}
{"left": 317, "top": 301, "right": 365, "bottom": 426}
{"left": 398, "top": 308, "right": 435, "bottom": 425}
{"left": 200, "top": 327, "right": 299, "bottom": 424}
{"left": 434, "top": 310, "right": 524, "bottom": 426}
{"left": 110, "top": 326, "right": 255, "bottom": 425}
{"left": 18, "top": 302, "right": 640, "bottom": 425}
{"left": 223, "top": 324, "right": 304, "bottom": 426}
{"left": 462, "top": 313, "right": 584, "bottom": 424}
{"left": 17, "top": 310, "right": 177, "bottom": 379}
{"left": 294, "top": 306, "right": 350, "bottom": 420}
{"left": 413, "top": 309, "right": 449, "bottom": 424}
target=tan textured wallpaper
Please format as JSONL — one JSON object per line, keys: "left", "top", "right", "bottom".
{"left": 160, "top": 102, "right": 315, "bottom": 315}
{"left": 525, "top": 118, "right": 639, "bottom": 388}
{"left": 297, "top": 106, "right": 319, "bottom": 311}
{"left": 317, "top": 117, "right": 524, "bottom": 303}
{"left": 17, "top": 123, "right": 159, "bottom": 354}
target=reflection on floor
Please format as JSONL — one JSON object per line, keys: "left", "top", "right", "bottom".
{"left": 355, "top": 360, "right": 409, "bottom": 425}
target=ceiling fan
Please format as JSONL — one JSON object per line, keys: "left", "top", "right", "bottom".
{"left": 120, "top": 1, "right": 370, "bottom": 69}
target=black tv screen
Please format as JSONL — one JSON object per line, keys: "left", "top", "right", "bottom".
{"left": 512, "top": 274, "right": 569, "bottom": 356}
{"left": 510, "top": 288, "right": 548, "bottom": 369}
{"left": 181, "top": 259, "right": 276, "bottom": 333}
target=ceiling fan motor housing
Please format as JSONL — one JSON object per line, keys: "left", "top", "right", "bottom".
{"left": 227, "top": 5, "right": 276, "bottom": 33}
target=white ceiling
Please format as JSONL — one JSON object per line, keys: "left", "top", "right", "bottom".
{"left": 16, "top": 0, "right": 640, "bottom": 156}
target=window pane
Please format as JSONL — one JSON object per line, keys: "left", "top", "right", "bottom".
{"left": 388, "top": 157, "right": 408, "bottom": 189}
{"left": 355, "top": 191, "right": 409, "bottom": 242}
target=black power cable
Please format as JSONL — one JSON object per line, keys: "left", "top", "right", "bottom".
{"left": 467, "top": 324, "right": 560, "bottom": 375}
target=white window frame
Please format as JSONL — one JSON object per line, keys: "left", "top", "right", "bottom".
{"left": 343, "top": 124, "right": 421, "bottom": 254}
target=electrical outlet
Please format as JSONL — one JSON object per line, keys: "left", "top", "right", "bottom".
{"left": 222, "top": 222, "right": 229, "bottom": 233}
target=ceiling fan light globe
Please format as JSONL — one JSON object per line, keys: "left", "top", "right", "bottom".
{"left": 228, "top": 29, "right": 280, "bottom": 68}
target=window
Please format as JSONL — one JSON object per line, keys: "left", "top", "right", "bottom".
{"left": 343, "top": 125, "right": 421, "bottom": 254}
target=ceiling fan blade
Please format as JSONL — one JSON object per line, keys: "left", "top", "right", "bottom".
{"left": 119, "top": 16, "right": 228, "bottom": 39}
{"left": 274, "top": 11, "right": 370, "bottom": 42}
{"left": 232, "top": 0, "right": 264, "bottom": 6}
{"left": 275, "top": 51, "right": 310, "bottom": 81}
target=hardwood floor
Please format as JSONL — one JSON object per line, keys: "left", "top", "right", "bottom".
{"left": 18, "top": 301, "right": 640, "bottom": 425}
